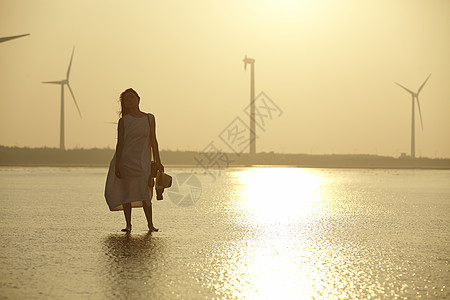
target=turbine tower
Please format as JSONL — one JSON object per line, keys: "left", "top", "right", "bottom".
{"left": 43, "top": 47, "right": 82, "bottom": 150}
{"left": 0, "top": 34, "right": 30, "bottom": 43}
{"left": 395, "top": 74, "right": 430, "bottom": 159}
{"left": 243, "top": 55, "right": 256, "bottom": 155}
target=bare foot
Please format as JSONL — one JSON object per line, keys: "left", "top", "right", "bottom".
{"left": 148, "top": 226, "right": 159, "bottom": 232}
{"left": 121, "top": 225, "right": 132, "bottom": 232}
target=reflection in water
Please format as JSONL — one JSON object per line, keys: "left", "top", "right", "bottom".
{"left": 2, "top": 167, "right": 447, "bottom": 298}
{"left": 210, "top": 168, "right": 326, "bottom": 298}
{"left": 211, "top": 167, "right": 408, "bottom": 298}
{"left": 237, "top": 168, "right": 323, "bottom": 224}
{"left": 102, "top": 233, "right": 166, "bottom": 299}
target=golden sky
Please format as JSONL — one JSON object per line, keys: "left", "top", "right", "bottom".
{"left": 1, "top": 0, "right": 449, "bottom": 157}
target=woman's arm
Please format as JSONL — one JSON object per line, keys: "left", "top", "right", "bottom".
{"left": 150, "top": 116, "right": 164, "bottom": 172}
{"left": 115, "top": 118, "right": 124, "bottom": 178}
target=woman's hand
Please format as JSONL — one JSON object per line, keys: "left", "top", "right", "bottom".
{"left": 156, "top": 161, "right": 164, "bottom": 173}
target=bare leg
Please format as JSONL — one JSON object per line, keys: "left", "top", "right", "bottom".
{"left": 142, "top": 201, "right": 158, "bottom": 232}
{"left": 121, "top": 203, "right": 132, "bottom": 232}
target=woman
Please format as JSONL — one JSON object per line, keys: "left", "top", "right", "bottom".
{"left": 105, "top": 88, "right": 164, "bottom": 232}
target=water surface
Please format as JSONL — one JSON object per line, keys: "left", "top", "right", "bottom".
{"left": 0, "top": 167, "right": 449, "bottom": 298}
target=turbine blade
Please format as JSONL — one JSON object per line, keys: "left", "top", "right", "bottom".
{"left": 394, "top": 82, "right": 415, "bottom": 95}
{"left": 66, "top": 46, "right": 75, "bottom": 80}
{"left": 417, "top": 73, "right": 431, "bottom": 95}
{"left": 67, "top": 83, "right": 82, "bottom": 118}
{"left": 0, "top": 34, "right": 30, "bottom": 43}
{"left": 416, "top": 97, "right": 424, "bottom": 130}
{"left": 42, "top": 80, "right": 63, "bottom": 84}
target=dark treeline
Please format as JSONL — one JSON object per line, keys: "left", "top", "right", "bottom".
{"left": 1, "top": 146, "right": 450, "bottom": 169}
{"left": 0, "top": 146, "right": 198, "bottom": 166}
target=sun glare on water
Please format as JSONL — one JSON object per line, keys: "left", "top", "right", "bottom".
{"left": 215, "top": 167, "right": 327, "bottom": 298}
{"left": 237, "top": 167, "right": 323, "bottom": 225}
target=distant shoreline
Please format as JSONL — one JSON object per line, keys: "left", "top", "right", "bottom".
{"left": 1, "top": 146, "right": 449, "bottom": 170}
{"left": 1, "top": 164, "right": 449, "bottom": 171}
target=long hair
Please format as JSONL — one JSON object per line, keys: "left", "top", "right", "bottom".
{"left": 119, "top": 88, "right": 140, "bottom": 117}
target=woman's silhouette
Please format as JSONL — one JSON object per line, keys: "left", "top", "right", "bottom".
{"left": 105, "top": 88, "right": 164, "bottom": 232}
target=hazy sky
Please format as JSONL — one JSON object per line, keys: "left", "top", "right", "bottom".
{"left": 1, "top": 0, "right": 449, "bottom": 158}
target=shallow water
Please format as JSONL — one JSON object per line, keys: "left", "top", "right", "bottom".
{"left": 0, "top": 167, "right": 449, "bottom": 299}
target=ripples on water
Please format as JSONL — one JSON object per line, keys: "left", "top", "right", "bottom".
{"left": 0, "top": 167, "right": 449, "bottom": 298}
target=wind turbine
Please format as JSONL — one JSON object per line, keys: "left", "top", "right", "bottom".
{"left": 43, "top": 47, "right": 82, "bottom": 150}
{"left": 0, "top": 34, "right": 30, "bottom": 43}
{"left": 395, "top": 74, "right": 431, "bottom": 159}
{"left": 243, "top": 55, "right": 256, "bottom": 155}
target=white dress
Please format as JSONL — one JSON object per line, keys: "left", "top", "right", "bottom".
{"left": 104, "top": 113, "right": 154, "bottom": 211}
